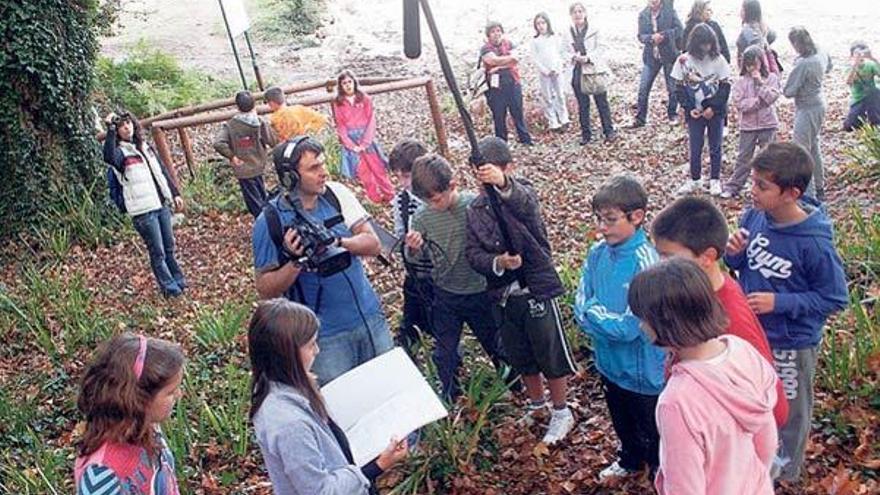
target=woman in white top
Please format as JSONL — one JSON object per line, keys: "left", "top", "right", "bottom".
{"left": 564, "top": 2, "right": 616, "bottom": 144}
{"left": 529, "top": 12, "right": 570, "bottom": 132}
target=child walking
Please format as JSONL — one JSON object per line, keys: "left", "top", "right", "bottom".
{"left": 784, "top": 27, "right": 833, "bottom": 201}
{"left": 672, "top": 23, "right": 731, "bottom": 196}
{"left": 405, "top": 154, "right": 506, "bottom": 400}
{"left": 843, "top": 41, "right": 880, "bottom": 131}
{"left": 629, "top": 258, "right": 779, "bottom": 495}
{"left": 213, "top": 90, "right": 278, "bottom": 218}
{"left": 725, "top": 143, "right": 848, "bottom": 482}
{"left": 652, "top": 196, "right": 789, "bottom": 426}
{"left": 722, "top": 45, "right": 781, "bottom": 199}
{"left": 530, "top": 12, "right": 570, "bottom": 132}
{"left": 466, "top": 137, "right": 577, "bottom": 445}
{"left": 574, "top": 175, "right": 665, "bottom": 479}
{"left": 74, "top": 333, "right": 185, "bottom": 495}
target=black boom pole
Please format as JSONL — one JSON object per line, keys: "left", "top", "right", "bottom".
{"left": 404, "top": 0, "right": 524, "bottom": 285}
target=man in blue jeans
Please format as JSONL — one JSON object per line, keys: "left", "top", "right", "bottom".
{"left": 633, "top": 0, "right": 683, "bottom": 127}
{"left": 480, "top": 21, "right": 533, "bottom": 146}
{"left": 252, "top": 136, "right": 393, "bottom": 385}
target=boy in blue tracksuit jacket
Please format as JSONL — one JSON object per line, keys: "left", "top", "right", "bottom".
{"left": 574, "top": 175, "right": 664, "bottom": 480}
{"left": 724, "top": 143, "right": 847, "bottom": 482}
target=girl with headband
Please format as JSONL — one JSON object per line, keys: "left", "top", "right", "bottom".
{"left": 74, "top": 333, "right": 185, "bottom": 495}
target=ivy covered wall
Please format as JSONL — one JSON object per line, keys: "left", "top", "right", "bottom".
{"left": 1, "top": 0, "right": 104, "bottom": 238}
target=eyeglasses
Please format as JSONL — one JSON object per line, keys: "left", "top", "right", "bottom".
{"left": 594, "top": 213, "right": 629, "bottom": 225}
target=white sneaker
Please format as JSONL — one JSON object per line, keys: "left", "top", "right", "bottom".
{"left": 709, "top": 179, "right": 722, "bottom": 196}
{"left": 599, "top": 460, "right": 634, "bottom": 480}
{"left": 541, "top": 407, "right": 575, "bottom": 445}
{"left": 676, "top": 179, "right": 702, "bottom": 195}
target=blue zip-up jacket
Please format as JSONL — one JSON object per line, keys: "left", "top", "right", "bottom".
{"left": 724, "top": 198, "right": 848, "bottom": 350}
{"left": 574, "top": 228, "right": 666, "bottom": 395}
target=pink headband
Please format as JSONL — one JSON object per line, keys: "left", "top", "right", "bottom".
{"left": 133, "top": 335, "right": 148, "bottom": 380}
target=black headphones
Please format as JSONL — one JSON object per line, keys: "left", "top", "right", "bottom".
{"left": 272, "top": 135, "right": 310, "bottom": 191}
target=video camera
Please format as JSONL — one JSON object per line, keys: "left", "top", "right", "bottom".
{"left": 272, "top": 137, "right": 352, "bottom": 277}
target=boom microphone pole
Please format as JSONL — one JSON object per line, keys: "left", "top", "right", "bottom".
{"left": 403, "top": 0, "right": 524, "bottom": 287}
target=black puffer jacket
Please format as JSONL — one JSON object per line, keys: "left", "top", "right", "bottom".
{"left": 465, "top": 178, "right": 564, "bottom": 303}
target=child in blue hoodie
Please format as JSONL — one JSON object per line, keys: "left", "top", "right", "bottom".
{"left": 724, "top": 142, "right": 848, "bottom": 482}
{"left": 574, "top": 175, "right": 664, "bottom": 480}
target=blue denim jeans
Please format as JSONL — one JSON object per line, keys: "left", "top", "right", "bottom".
{"left": 311, "top": 313, "right": 394, "bottom": 386}
{"left": 686, "top": 112, "right": 724, "bottom": 180}
{"left": 636, "top": 59, "right": 678, "bottom": 124}
{"left": 131, "top": 207, "right": 185, "bottom": 295}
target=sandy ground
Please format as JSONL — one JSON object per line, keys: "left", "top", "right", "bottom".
{"left": 101, "top": 0, "right": 880, "bottom": 87}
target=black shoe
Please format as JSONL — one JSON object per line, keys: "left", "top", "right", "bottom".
{"left": 629, "top": 121, "right": 646, "bottom": 129}
{"left": 517, "top": 140, "right": 534, "bottom": 147}
{"left": 604, "top": 132, "right": 618, "bottom": 143}
{"left": 580, "top": 136, "right": 593, "bottom": 146}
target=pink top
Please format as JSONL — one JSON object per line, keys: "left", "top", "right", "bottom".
{"left": 732, "top": 72, "right": 781, "bottom": 131}
{"left": 655, "top": 335, "right": 777, "bottom": 495}
{"left": 332, "top": 93, "right": 377, "bottom": 150}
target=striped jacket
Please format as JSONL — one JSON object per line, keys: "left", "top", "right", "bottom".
{"left": 574, "top": 228, "right": 666, "bottom": 395}
{"left": 74, "top": 429, "right": 179, "bottom": 495}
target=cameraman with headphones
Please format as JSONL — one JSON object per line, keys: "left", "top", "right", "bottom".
{"left": 252, "top": 136, "right": 393, "bottom": 385}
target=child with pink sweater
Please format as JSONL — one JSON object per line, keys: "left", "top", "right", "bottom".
{"left": 629, "top": 258, "right": 778, "bottom": 495}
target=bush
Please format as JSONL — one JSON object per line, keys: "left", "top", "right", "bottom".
{"left": 254, "top": 0, "right": 325, "bottom": 43}
{"left": 95, "top": 41, "right": 237, "bottom": 118}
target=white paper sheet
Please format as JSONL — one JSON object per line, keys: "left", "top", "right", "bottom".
{"left": 321, "top": 348, "right": 448, "bottom": 466}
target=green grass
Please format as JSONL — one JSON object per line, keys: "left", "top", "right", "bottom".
{"left": 95, "top": 41, "right": 237, "bottom": 117}
{"left": 252, "top": 0, "right": 324, "bottom": 44}
{"left": 194, "top": 302, "right": 251, "bottom": 350}
{"left": 182, "top": 161, "right": 247, "bottom": 215}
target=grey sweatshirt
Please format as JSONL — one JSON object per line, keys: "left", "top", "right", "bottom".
{"left": 252, "top": 382, "right": 371, "bottom": 495}
{"left": 784, "top": 52, "right": 833, "bottom": 108}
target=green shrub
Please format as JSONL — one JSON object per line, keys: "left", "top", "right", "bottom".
{"left": 253, "top": 0, "right": 325, "bottom": 43}
{"left": 95, "top": 41, "right": 237, "bottom": 117}
{"left": 846, "top": 123, "right": 880, "bottom": 182}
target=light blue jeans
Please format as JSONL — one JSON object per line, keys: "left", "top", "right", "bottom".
{"left": 312, "top": 313, "right": 394, "bottom": 386}
{"left": 131, "top": 207, "right": 185, "bottom": 295}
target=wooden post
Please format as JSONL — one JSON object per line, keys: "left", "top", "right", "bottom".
{"left": 424, "top": 79, "right": 449, "bottom": 158}
{"left": 151, "top": 127, "right": 181, "bottom": 191}
{"left": 178, "top": 128, "right": 196, "bottom": 180}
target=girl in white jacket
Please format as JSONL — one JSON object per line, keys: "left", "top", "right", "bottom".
{"left": 530, "top": 12, "right": 570, "bottom": 131}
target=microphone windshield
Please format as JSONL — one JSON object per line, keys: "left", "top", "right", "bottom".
{"left": 403, "top": 0, "right": 421, "bottom": 59}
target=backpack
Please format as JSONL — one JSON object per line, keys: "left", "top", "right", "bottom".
{"left": 262, "top": 186, "right": 392, "bottom": 270}
{"left": 107, "top": 166, "right": 126, "bottom": 213}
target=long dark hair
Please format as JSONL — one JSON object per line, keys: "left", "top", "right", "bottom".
{"left": 686, "top": 22, "right": 720, "bottom": 60}
{"left": 740, "top": 45, "right": 769, "bottom": 77}
{"left": 788, "top": 26, "right": 817, "bottom": 57}
{"left": 569, "top": 2, "right": 588, "bottom": 31}
{"left": 629, "top": 258, "right": 727, "bottom": 348}
{"left": 77, "top": 333, "right": 184, "bottom": 456}
{"left": 248, "top": 299, "right": 326, "bottom": 420}
{"left": 741, "top": 0, "right": 762, "bottom": 25}
{"left": 334, "top": 69, "right": 365, "bottom": 104}
{"left": 686, "top": 0, "right": 711, "bottom": 26}
{"left": 533, "top": 12, "right": 554, "bottom": 37}
{"left": 116, "top": 110, "right": 146, "bottom": 153}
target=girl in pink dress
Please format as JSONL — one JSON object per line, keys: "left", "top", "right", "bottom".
{"left": 332, "top": 70, "right": 394, "bottom": 203}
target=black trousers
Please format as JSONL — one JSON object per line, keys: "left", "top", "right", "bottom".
{"left": 396, "top": 274, "right": 435, "bottom": 348}
{"left": 601, "top": 375, "right": 660, "bottom": 471}
{"left": 572, "top": 69, "right": 615, "bottom": 140}
{"left": 238, "top": 175, "right": 267, "bottom": 218}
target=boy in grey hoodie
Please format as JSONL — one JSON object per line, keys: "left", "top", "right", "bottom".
{"left": 213, "top": 90, "right": 278, "bottom": 217}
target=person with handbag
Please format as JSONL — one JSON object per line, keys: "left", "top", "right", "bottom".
{"left": 480, "top": 21, "right": 534, "bottom": 146}
{"left": 530, "top": 12, "right": 570, "bottom": 133}
{"left": 565, "top": 2, "right": 616, "bottom": 144}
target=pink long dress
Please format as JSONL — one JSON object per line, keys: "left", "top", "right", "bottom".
{"left": 332, "top": 94, "right": 394, "bottom": 203}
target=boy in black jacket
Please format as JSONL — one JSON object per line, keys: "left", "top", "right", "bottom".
{"left": 465, "top": 137, "right": 577, "bottom": 445}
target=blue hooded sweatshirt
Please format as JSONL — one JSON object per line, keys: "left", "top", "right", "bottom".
{"left": 724, "top": 197, "right": 848, "bottom": 350}
{"left": 574, "top": 228, "right": 666, "bottom": 395}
